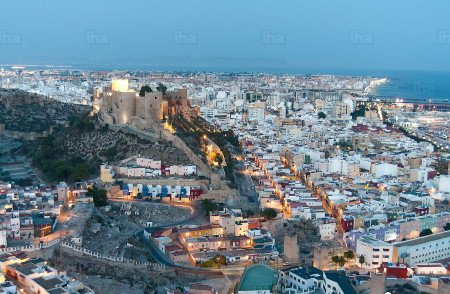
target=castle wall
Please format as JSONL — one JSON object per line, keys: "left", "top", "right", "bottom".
{"left": 114, "top": 92, "right": 137, "bottom": 124}
{"left": 144, "top": 91, "right": 164, "bottom": 122}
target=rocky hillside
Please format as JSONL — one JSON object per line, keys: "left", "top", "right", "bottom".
{"left": 2, "top": 89, "right": 193, "bottom": 183}
{"left": 0, "top": 89, "right": 89, "bottom": 132}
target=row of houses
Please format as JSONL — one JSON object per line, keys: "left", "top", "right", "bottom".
{"left": 109, "top": 184, "right": 203, "bottom": 200}
{"left": 100, "top": 157, "right": 197, "bottom": 183}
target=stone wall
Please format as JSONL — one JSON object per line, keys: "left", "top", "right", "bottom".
{"left": 0, "top": 124, "right": 59, "bottom": 140}
{"left": 161, "top": 130, "right": 212, "bottom": 178}
{"left": 0, "top": 238, "right": 60, "bottom": 253}
{"left": 202, "top": 189, "right": 237, "bottom": 203}
{"left": 60, "top": 241, "right": 165, "bottom": 271}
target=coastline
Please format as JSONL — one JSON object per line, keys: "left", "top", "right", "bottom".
{"left": 364, "top": 78, "right": 389, "bottom": 95}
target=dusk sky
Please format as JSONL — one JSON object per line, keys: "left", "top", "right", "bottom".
{"left": 1, "top": 0, "right": 450, "bottom": 73}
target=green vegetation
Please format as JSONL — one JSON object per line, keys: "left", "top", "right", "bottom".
{"left": 139, "top": 85, "right": 153, "bottom": 97}
{"left": 261, "top": 208, "right": 277, "bottom": 220}
{"left": 0, "top": 89, "right": 89, "bottom": 133}
{"left": 100, "top": 146, "right": 117, "bottom": 162}
{"left": 358, "top": 254, "right": 365, "bottom": 267}
{"left": 318, "top": 111, "right": 327, "bottom": 119}
{"left": 31, "top": 135, "right": 92, "bottom": 183}
{"left": 343, "top": 250, "right": 355, "bottom": 260}
{"left": 419, "top": 228, "right": 433, "bottom": 237}
{"left": 435, "top": 159, "right": 449, "bottom": 175}
{"left": 86, "top": 186, "right": 108, "bottom": 207}
{"left": 398, "top": 127, "right": 427, "bottom": 144}
{"left": 201, "top": 199, "right": 219, "bottom": 216}
{"left": 350, "top": 105, "right": 366, "bottom": 120}
{"left": 74, "top": 117, "right": 95, "bottom": 131}
{"left": 246, "top": 210, "right": 255, "bottom": 218}
{"left": 100, "top": 123, "right": 110, "bottom": 133}
{"left": 156, "top": 83, "right": 167, "bottom": 95}
{"left": 170, "top": 114, "right": 242, "bottom": 187}
{"left": 200, "top": 254, "right": 227, "bottom": 268}
{"left": 334, "top": 140, "right": 353, "bottom": 150}
{"left": 331, "top": 255, "right": 346, "bottom": 268}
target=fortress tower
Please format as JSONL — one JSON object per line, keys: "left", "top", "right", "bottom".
{"left": 97, "top": 79, "right": 172, "bottom": 128}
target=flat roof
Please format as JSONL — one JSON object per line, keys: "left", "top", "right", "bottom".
{"left": 395, "top": 230, "right": 450, "bottom": 248}
{"left": 33, "top": 276, "right": 63, "bottom": 290}
{"left": 324, "top": 271, "right": 357, "bottom": 294}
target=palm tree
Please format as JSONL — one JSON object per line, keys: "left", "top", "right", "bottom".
{"left": 358, "top": 255, "right": 365, "bottom": 268}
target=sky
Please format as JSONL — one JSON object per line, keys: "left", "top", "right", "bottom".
{"left": 1, "top": 0, "right": 450, "bottom": 73}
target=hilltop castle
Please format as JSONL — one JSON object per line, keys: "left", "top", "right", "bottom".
{"left": 94, "top": 79, "right": 197, "bottom": 129}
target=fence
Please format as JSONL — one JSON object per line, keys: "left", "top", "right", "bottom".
{"left": 60, "top": 242, "right": 165, "bottom": 271}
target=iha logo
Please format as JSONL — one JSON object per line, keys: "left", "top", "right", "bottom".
{"left": 437, "top": 29, "right": 450, "bottom": 45}
{"left": 349, "top": 30, "right": 373, "bottom": 45}
{"left": 174, "top": 30, "right": 197, "bottom": 45}
{"left": 261, "top": 30, "right": 285, "bottom": 45}
{"left": 0, "top": 30, "right": 21, "bottom": 45}
{"left": 85, "top": 30, "right": 109, "bottom": 45}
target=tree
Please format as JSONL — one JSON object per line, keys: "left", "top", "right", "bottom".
{"left": 350, "top": 105, "right": 366, "bottom": 120}
{"left": 70, "top": 162, "right": 91, "bottom": 182}
{"left": 358, "top": 255, "right": 365, "bottom": 267}
{"left": 246, "top": 210, "right": 255, "bottom": 218}
{"left": 318, "top": 111, "right": 327, "bottom": 119}
{"left": 444, "top": 223, "right": 450, "bottom": 231}
{"left": 343, "top": 250, "right": 355, "bottom": 260}
{"left": 156, "top": 83, "right": 167, "bottom": 94}
{"left": 86, "top": 186, "right": 108, "bottom": 207}
{"left": 419, "top": 228, "right": 433, "bottom": 237}
{"left": 331, "top": 255, "right": 346, "bottom": 268}
{"left": 139, "top": 85, "right": 153, "bottom": 97}
{"left": 212, "top": 254, "right": 227, "bottom": 266}
{"left": 261, "top": 208, "right": 277, "bottom": 220}
{"left": 14, "top": 178, "right": 33, "bottom": 187}
{"left": 201, "top": 199, "right": 218, "bottom": 216}
{"left": 215, "top": 156, "right": 224, "bottom": 166}
{"left": 74, "top": 117, "right": 95, "bottom": 131}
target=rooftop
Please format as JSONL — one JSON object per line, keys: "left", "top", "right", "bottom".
{"left": 395, "top": 230, "right": 450, "bottom": 247}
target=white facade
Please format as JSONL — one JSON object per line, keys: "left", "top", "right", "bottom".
{"left": 356, "top": 236, "right": 394, "bottom": 269}
{"left": 436, "top": 175, "right": 450, "bottom": 193}
{"left": 372, "top": 163, "right": 398, "bottom": 178}
{"left": 247, "top": 102, "right": 265, "bottom": 122}
{"left": 395, "top": 231, "right": 450, "bottom": 266}
{"left": 414, "top": 263, "right": 447, "bottom": 275}
{"left": 318, "top": 221, "right": 336, "bottom": 240}
{"left": 136, "top": 158, "right": 162, "bottom": 169}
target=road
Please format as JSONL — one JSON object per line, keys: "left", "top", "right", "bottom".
{"left": 110, "top": 198, "right": 208, "bottom": 226}
{"left": 234, "top": 158, "right": 258, "bottom": 203}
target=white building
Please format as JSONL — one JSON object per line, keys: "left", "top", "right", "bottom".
{"left": 372, "top": 163, "right": 398, "bottom": 178}
{"left": 394, "top": 230, "right": 450, "bottom": 266}
{"left": 356, "top": 236, "right": 394, "bottom": 269}
{"left": 247, "top": 101, "right": 265, "bottom": 123}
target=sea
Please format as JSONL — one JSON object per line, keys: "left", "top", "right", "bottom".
{"left": 4, "top": 63, "right": 450, "bottom": 103}
{"left": 82, "top": 65, "right": 450, "bottom": 103}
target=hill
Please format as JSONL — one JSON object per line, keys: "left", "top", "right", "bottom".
{"left": 2, "top": 89, "right": 192, "bottom": 183}
{"left": 0, "top": 89, "right": 89, "bottom": 132}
